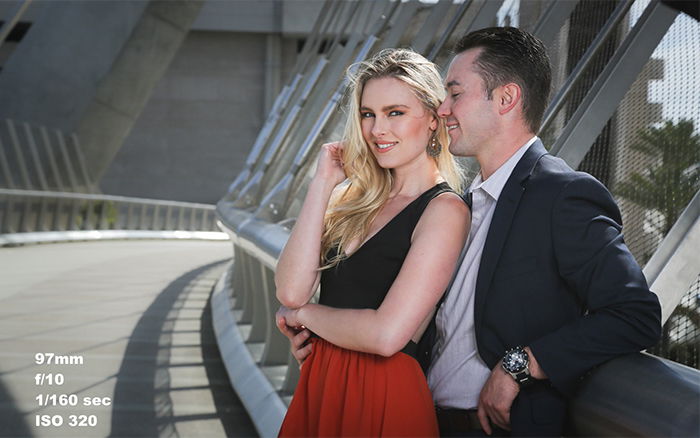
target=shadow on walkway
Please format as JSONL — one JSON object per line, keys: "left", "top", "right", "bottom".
{"left": 0, "top": 380, "right": 32, "bottom": 437}
{"left": 109, "top": 260, "right": 257, "bottom": 437}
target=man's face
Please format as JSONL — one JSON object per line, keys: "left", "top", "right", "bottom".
{"left": 438, "top": 49, "right": 499, "bottom": 158}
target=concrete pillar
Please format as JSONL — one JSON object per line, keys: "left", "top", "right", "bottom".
{"left": 75, "top": 0, "right": 204, "bottom": 181}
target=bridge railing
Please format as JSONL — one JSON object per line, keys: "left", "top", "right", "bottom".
{"left": 213, "top": 0, "right": 699, "bottom": 436}
{"left": 0, "top": 188, "right": 223, "bottom": 245}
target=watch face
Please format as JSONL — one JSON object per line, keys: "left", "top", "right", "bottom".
{"left": 503, "top": 350, "right": 528, "bottom": 373}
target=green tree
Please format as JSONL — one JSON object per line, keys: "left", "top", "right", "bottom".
{"left": 616, "top": 119, "right": 700, "bottom": 237}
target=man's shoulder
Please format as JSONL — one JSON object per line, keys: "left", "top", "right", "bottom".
{"left": 521, "top": 154, "right": 614, "bottom": 208}
{"left": 532, "top": 154, "right": 601, "bottom": 186}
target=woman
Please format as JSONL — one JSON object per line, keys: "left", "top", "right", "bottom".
{"left": 275, "top": 48, "right": 470, "bottom": 437}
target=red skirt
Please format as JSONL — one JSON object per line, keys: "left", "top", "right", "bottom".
{"left": 278, "top": 338, "right": 438, "bottom": 437}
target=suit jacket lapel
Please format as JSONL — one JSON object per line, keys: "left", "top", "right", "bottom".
{"left": 474, "top": 141, "right": 549, "bottom": 336}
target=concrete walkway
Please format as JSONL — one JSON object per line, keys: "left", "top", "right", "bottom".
{"left": 0, "top": 240, "right": 257, "bottom": 437}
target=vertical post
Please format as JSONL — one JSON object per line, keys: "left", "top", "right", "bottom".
{"left": 126, "top": 203, "right": 135, "bottom": 229}
{"left": 52, "top": 197, "right": 65, "bottom": 231}
{"left": 68, "top": 198, "right": 80, "bottom": 230}
{"left": 40, "top": 126, "right": 66, "bottom": 191}
{"left": 178, "top": 206, "right": 185, "bottom": 230}
{"left": 0, "top": 137, "right": 16, "bottom": 188}
{"left": 152, "top": 204, "right": 160, "bottom": 230}
{"left": 37, "top": 194, "right": 49, "bottom": 232}
{"left": 18, "top": 195, "right": 32, "bottom": 232}
{"left": 83, "top": 200, "right": 95, "bottom": 230}
{"left": 165, "top": 205, "right": 173, "bottom": 230}
{"left": 55, "top": 130, "right": 80, "bottom": 191}
{"left": 69, "top": 133, "right": 95, "bottom": 191}
{"left": 23, "top": 122, "right": 50, "bottom": 190}
{"left": 97, "top": 199, "right": 108, "bottom": 229}
{"left": 6, "top": 119, "right": 32, "bottom": 189}
{"left": 139, "top": 203, "right": 147, "bottom": 230}
{"left": 1, "top": 193, "right": 17, "bottom": 233}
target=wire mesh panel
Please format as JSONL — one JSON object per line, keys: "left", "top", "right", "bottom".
{"left": 649, "top": 275, "right": 700, "bottom": 368}
{"left": 576, "top": 7, "right": 700, "bottom": 267}
{"left": 540, "top": 0, "right": 638, "bottom": 149}
{"left": 565, "top": 6, "right": 700, "bottom": 367}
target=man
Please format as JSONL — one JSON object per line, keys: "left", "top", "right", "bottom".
{"left": 280, "top": 27, "right": 662, "bottom": 437}
{"left": 426, "top": 27, "right": 661, "bottom": 436}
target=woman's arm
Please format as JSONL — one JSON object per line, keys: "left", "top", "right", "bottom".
{"left": 275, "top": 143, "right": 346, "bottom": 308}
{"left": 280, "top": 192, "right": 470, "bottom": 356}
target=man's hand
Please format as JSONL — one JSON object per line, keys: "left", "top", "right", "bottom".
{"left": 477, "top": 362, "right": 519, "bottom": 434}
{"left": 276, "top": 313, "right": 312, "bottom": 368}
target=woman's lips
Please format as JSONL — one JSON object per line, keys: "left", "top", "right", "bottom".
{"left": 375, "top": 142, "right": 397, "bottom": 153}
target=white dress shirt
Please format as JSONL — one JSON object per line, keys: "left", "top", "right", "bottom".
{"left": 428, "top": 136, "right": 538, "bottom": 409}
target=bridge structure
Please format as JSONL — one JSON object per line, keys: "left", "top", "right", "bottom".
{"left": 1, "top": 0, "right": 698, "bottom": 437}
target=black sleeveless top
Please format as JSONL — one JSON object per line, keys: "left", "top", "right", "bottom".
{"left": 319, "top": 182, "right": 459, "bottom": 360}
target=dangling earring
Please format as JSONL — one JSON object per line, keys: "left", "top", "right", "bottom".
{"left": 427, "top": 133, "right": 441, "bottom": 157}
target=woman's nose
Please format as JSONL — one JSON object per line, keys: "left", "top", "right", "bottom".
{"left": 371, "top": 117, "right": 388, "bottom": 136}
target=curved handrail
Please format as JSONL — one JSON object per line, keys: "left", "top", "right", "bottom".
{"left": 0, "top": 188, "right": 221, "bottom": 237}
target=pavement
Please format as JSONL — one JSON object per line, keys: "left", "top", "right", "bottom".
{"left": 0, "top": 240, "right": 258, "bottom": 437}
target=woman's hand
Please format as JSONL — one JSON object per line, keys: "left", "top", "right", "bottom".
{"left": 314, "top": 142, "right": 347, "bottom": 187}
{"left": 276, "top": 305, "right": 303, "bottom": 329}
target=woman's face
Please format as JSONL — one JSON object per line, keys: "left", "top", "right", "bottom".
{"left": 360, "top": 77, "right": 437, "bottom": 171}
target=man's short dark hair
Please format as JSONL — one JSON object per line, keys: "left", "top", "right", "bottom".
{"left": 454, "top": 27, "right": 552, "bottom": 134}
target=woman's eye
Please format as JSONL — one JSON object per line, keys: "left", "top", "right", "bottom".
{"left": 389, "top": 110, "right": 404, "bottom": 116}
{"left": 451, "top": 93, "right": 461, "bottom": 99}
{"left": 360, "top": 112, "right": 374, "bottom": 118}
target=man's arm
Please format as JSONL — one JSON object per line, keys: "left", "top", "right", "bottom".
{"left": 276, "top": 315, "right": 313, "bottom": 367}
{"left": 478, "top": 173, "right": 661, "bottom": 432}
{"left": 529, "top": 174, "right": 661, "bottom": 394}
{"left": 477, "top": 347, "right": 546, "bottom": 433}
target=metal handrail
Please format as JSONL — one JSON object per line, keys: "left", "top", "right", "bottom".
{"left": 0, "top": 188, "right": 216, "bottom": 209}
{"left": 0, "top": 189, "right": 220, "bottom": 235}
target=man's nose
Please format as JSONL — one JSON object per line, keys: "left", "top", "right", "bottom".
{"left": 437, "top": 99, "right": 451, "bottom": 118}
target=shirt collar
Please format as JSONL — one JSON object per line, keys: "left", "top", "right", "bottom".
{"left": 469, "top": 136, "right": 538, "bottom": 201}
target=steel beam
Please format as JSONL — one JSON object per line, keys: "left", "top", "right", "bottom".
{"left": 550, "top": 1, "right": 679, "bottom": 169}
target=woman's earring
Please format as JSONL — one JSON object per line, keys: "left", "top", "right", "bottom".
{"left": 427, "top": 133, "right": 441, "bottom": 157}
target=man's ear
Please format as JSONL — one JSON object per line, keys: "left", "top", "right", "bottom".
{"left": 496, "top": 82, "right": 521, "bottom": 115}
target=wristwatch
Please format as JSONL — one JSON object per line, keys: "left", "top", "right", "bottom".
{"left": 501, "top": 346, "right": 533, "bottom": 387}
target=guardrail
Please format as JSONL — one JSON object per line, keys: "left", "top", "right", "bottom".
{"left": 0, "top": 188, "right": 224, "bottom": 245}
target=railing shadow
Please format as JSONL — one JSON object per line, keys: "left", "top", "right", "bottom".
{"left": 0, "top": 379, "right": 32, "bottom": 438}
{"left": 108, "top": 259, "right": 249, "bottom": 437}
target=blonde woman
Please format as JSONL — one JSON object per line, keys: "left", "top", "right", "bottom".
{"left": 275, "top": 49, "right": 469, "bottom": 437}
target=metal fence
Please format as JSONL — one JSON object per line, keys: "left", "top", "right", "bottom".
{"left": 0, "top": 189, "right": 220, "bottom": 236}
{"left": 0, "top": 119, "right": 96, "bottom": 192}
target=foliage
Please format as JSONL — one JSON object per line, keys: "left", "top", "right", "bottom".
{"left": 615, "top": 119, "right": 700, "bottom": 236}
{"left": 616, "top": 119, "right": 700, "bottom": 369}
{"left": 76, "top": 200, "right": 118, "bottom": 229}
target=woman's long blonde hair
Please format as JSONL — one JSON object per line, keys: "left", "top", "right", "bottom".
{"left": 320, "top": 48, "right": 464, "bottom": 268}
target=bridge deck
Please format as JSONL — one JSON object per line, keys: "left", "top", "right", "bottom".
{"left": 0, "top": 240, "right": 257, "bottom": 437}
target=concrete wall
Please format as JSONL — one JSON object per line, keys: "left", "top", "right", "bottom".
{"left": 192, "top": 0, "right": 332, "bottom": 36}
{"left": 0, "top": 0, "right": 338, "bottom": 202}
{"left": 0, "top": 0, "right": 147, "bottom": 132}
{"left": 100, "top": 31, "right": 298, "bottom": 203}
